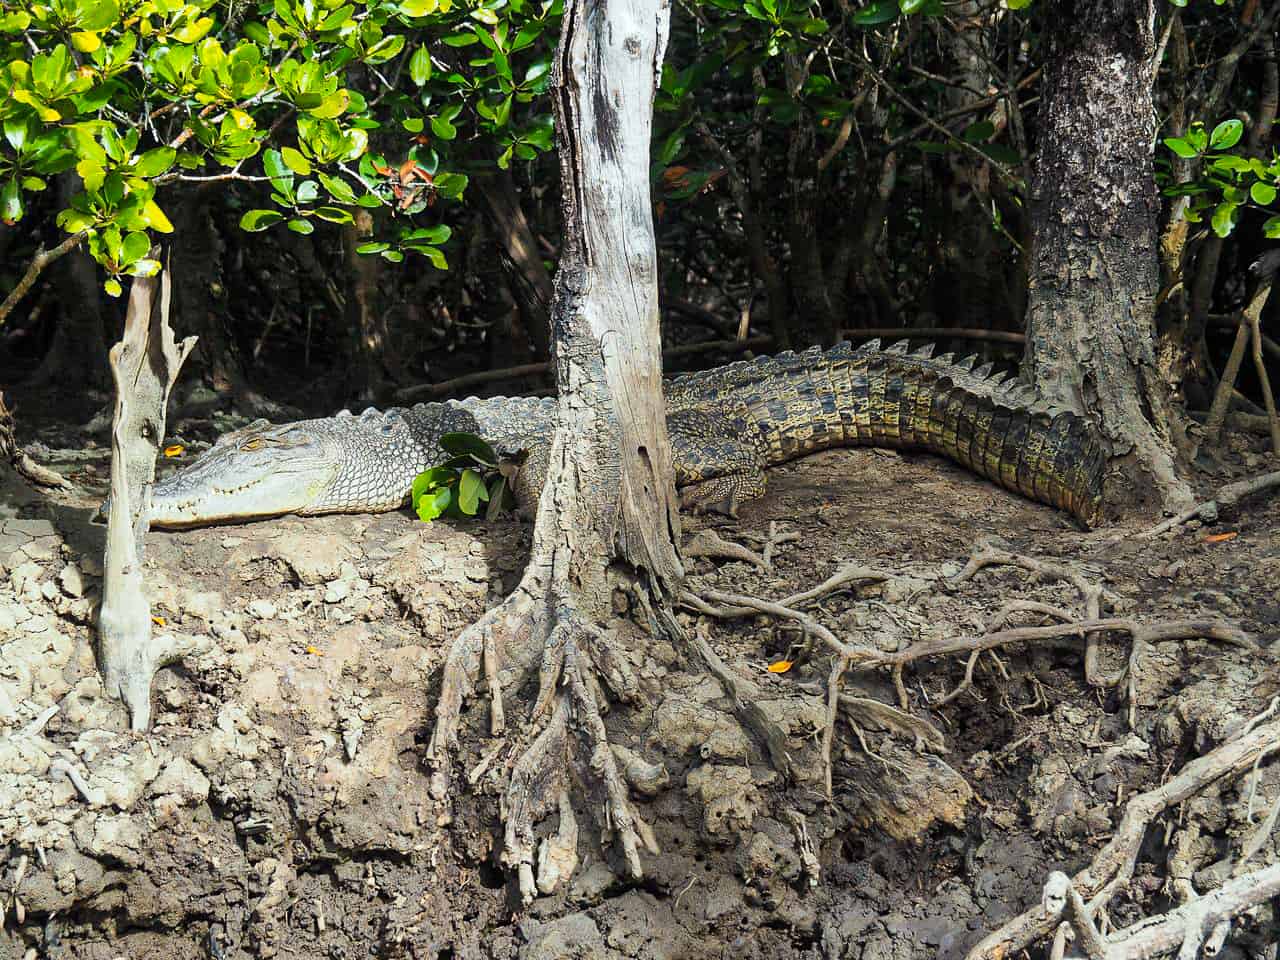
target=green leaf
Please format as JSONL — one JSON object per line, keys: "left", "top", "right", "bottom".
{"left": 403, "top": 117, "right": 424, "bottom": 132}
{"left": 365, "top": 34, "right": 406, "bottom": 64}
{"left": 1210, "top": 119, "right": 1243, "bottom": 151}
{"left": 852, "top": 0, "right": 899, "bottom": 24}
{"left": 281, "top": 146, "right": 312, "bottom": 174}
{"left": 121, "top": 231, "right": 151, "bottom": 264}
{"left": 240, "top": 209, "right": 285, "bottom": 231}
{"left": 132, "top": 147, "right": 176, "bottom": 177}
{"left": 431, "top": 114, "right": 458, "bottom": 140}
{"left": 319, "top": 172, "right": 357, "bottom": 202}
{"left": 1, "top": 178, "right": 21, "bottom": 223}
{"left": 439, "top": 432, "right": 498, "bottom": 466}
{"left": 1250, "top": 181, "right": 1277, "bottom": 206}
{"left": 412, "top": 466, "right": 457, "bottom": 505}
{"left": 313, "top": 206, "right": 354, "bottom": 223}
{"left": 458, "top": 468, "right": 485, "bottom": 514}
{"left": 410, "top": 46, "right": 432, "bottom": 85}
{"left": 416, "top": 485, "right": 452, "bottom": 522}
{"left": 1263, "top": 215, "right": 1280, "bottom": 239}
{"left": 287, "top": 218, "right": 314, "bottom": 235}
{"left": 413, "top": 244, "right": 448, "bottom": 269}
{"left": 1163, "top": 137, "right": 1198, "bottom": 160}
{"left": 962, "top": 120, "right": 995, "bottom": 143}
{"left": 406, "top": 223, "right": 451, "bottom": 244}
{"left": 104, "top": 277, "right": 123, "bottom": 297}
{"left": 1210, "top": 201, "right": 1238, "bottom": 238}
{"left": 399, "top": 0, "right": 437, "bottom": 16}
{"left": 357, "top": 240, "right": 390, "bottom": 254}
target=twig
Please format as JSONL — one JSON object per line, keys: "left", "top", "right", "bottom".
{"left": 687, "top": 625, "right": 794, "bottom": 779}
{"left": 0, "top": 232, "right": 87, "bottom": 328}
{"left": 683, "top": 529, "right": 768, "bottom": 570}
{"left": 395, "top": 336, "right": 776, "bottom": 402}
{"left": 1205, "top": 268, "right": 1273, "bottom": 444}
{"left": 966, "top": 716, "right": 1280, "bottom": 959}
{"left": 1136, "top": 470, "right": 1280, "bottom": 539}
{"left": 0, "top": 393, "right": 72, "bottom": 492}
{"left": 49, "top": 757, "right": 106, "bottom": 807}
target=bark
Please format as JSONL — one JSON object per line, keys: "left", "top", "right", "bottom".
{"left": 169, "top": 188, "right": 248, "bottom": 399}
{"left": 343, "top": 208, "right": 391, "bottom": 401}
{"left": 1023, "top": 0, "right": 1193, "bottom": 514}
{"left": 98, "top": 261, "right": 198, "bottom": 730}
{"left": 536, "top": 0, "right": 683, "bottom": 604}
{"left": 426, "top": 0, "right": 681, "bottom": 900}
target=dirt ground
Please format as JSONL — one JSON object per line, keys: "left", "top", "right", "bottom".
{"left": 1, "top": 398, "right": 1278, "bottom": 959}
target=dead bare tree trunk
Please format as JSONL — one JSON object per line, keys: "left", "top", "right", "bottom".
{"left": 426, "top": 0, "right": 682, "bottom": 901}
{"left": 97, "top": 262, "right": 198, "bottom": 731}
{"left": 1023, "top": 0, "right": 1194, "bottom": 515}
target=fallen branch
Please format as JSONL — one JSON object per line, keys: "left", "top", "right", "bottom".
{"left": 1136, "top": 470, "right": 1280, "bottom": 539}
{"left": 395, "top": 335, "right": 776, "bottom": 402}
{"left": 1204, "top": 262, "right": 1278, "bottom": 450}
{"left": 0, "top": 392, "right": 72, "bottom": 493}
{"left": 966, "top": 716, "right": 1280, "bottom": 959}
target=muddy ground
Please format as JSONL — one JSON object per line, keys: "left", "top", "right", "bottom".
{"left": 1, "top": 399, "right": 1278, "bottom": 959}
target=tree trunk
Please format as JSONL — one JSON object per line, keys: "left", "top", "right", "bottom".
{"left": 1023, "top": 0, "right": 1193, "bottom": 514}
{"left": 426, "top": 0, "right": 681, "bottom": 902}
{"left": 98, "top": 262, "right": 198, "bottom": 730}
{"left": 343, "top": 208, "right": 391, "bottom": 402}
{"left": 26, "top": 174, "right": 110, "bottom": 389}
{"left": 473, "top": 168, "right": 554, "bottom": 360}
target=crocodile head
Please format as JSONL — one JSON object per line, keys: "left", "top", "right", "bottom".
{"left": 146, "top": 419, "right": 346, "bottom": 528}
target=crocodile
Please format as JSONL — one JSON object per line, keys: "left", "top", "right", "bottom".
{"left": 140, "top": 339, "right": 1105, "bottom": 529}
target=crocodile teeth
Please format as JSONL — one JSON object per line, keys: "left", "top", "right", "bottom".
{"left": 911, "top": 343, "right": 936, "bottom": 359}
{"left": 859, "top": 338, "right": 882, "bottom": 353}
{"left": 884, "top": 339, "right": 911, "bottom": 355}
{"left": 955, "top": 355, "right": 979, "bottom": 373}
{"left": 972, "top": 362, "right": 994, "bottom": 380}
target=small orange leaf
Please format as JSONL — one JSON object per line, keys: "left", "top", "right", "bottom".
{"left": 151, "top": 615, "right": 166, "bottom": 627}
{"left": 305, "top": 645, "right": 324, "bottom": 657}
{"left": 163, "top": 444, "right": 185, "bottom": 457}
{"left": 662, "top": 165, "right": 691, "bottom": 187}
{"left": 767, "top": 660, "right": 794, "bottom": 674}
{"left": 1205, "top": 531, "right": 1238, "bottom": 543}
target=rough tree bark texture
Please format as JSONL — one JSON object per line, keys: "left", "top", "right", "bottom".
{"left": 1024, "top": 0, "right": 1193, "bottom": 514}
{"left": 426, "top": 0, "right": 681, "bottom": 900}
{"left": 98, "top": 265, "right": 198, "bottom": 731}
{"left": 343, "top": 208, "right": 391, "bottom": 401}
{"left": 541, "top": 0, "right": 682, "bottom": 600}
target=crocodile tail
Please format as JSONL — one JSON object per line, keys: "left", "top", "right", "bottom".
{"left": 850, "top": 340, "right": 1105, "bottom": 526}
{"left": 671, "top": 340, "right": 1106, "bottom": 526}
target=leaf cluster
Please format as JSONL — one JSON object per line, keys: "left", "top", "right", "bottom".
{"left": 410, "top": 431, "right": 516, "bottom": 522}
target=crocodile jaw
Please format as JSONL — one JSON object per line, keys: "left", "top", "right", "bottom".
{"left": 146, "top": 423, "right": 344, "bottom": 528}
{"left": 148, "top": 465, "right": 339, "bottom": 528}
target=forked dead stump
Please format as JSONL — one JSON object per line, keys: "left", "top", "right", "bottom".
{"left": 97, "top": 262, "right": 197, "bottom": 730}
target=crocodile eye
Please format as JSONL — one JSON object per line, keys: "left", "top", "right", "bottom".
{"left": 241, "top": 438, "right": 264, "bottom": 451}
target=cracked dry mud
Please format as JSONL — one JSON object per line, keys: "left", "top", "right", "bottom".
{"left": 1, "top": 425, "right": 1278, "bottom": 959}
